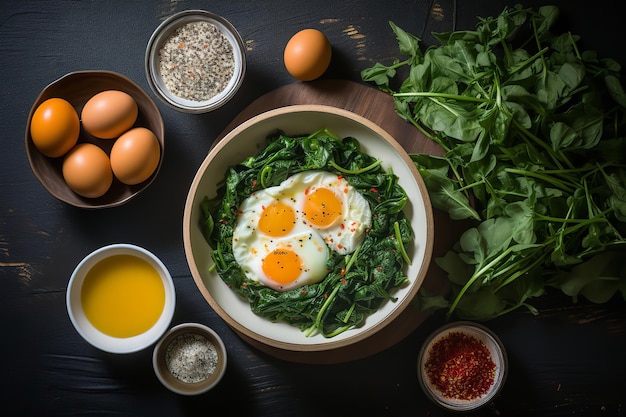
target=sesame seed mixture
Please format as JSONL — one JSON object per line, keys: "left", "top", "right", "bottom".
{"left": 165, "top": 333, "right": 218, "bottom": 383}
{"left": 158, "top": 21, "right": 235, "bottom": 102}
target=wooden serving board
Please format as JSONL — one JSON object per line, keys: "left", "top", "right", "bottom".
{"left": 219, "top": 79, "right": 445, "bottom": 158}
{"left": 215, "top": 79, "right": 454, "bottom": 364}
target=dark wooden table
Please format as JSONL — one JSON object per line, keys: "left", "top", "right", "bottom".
{"left": 2, "top": 1, "right": 625, "bottom": 416}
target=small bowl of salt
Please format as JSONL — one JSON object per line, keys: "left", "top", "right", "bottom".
{"left": 153, "top": 322, "right": 227, "bottom": 395}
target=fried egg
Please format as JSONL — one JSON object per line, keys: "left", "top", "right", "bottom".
{"left": 232, "top": 170, "right": 372, "bottom": 291}
{"left": 233, "top": 188, "right": 329, "bottom": 291}
{"left": 282, "top": 171, "right": 371, "bottom": 254}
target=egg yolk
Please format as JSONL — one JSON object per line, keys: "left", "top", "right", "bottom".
{"left": 303, "top": 187, "right": 343, "bottom": 227}
{"left": 258, "top": 201, "right": 296, "bottom": 237}
{"left": 262, "top": 247, "right": 303, "bottom": 285}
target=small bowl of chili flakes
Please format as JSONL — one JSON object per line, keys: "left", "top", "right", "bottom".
{"left": 145, "top": 9, "right": 246, "bottom": 113}
{"left": 417, "top": 321, "right": 508, "bottom": 412}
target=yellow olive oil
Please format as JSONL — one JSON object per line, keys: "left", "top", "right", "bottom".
{"left": 81, "top": 254, "right": 165, "bottom": 338}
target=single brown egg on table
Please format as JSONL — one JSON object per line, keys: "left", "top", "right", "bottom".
{"left": 283, "top": 28, "right": 332, "bottom": 81}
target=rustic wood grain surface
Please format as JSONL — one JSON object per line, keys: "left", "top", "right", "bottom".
{"left": 1, "top": 1, "right": 625, "bottom": 416}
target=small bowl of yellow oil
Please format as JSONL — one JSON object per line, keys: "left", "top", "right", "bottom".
{"left": 66, "top": 243, "right": 176, "bottom": 354}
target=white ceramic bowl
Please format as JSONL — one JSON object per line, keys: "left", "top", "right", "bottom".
{"left": 66, "top": 244, "right": 176, "bottom": 354}
{"left": 153, "top": 323, "right": 227, "bottom": 395}
{"left": 145, "top": 9, "right": 246, "bottom": 113}
{"left": 183, "top": 104, "right": 434, "bottom": 354}
{"left": 417, "top": 321, "right": 508, "bottom": 411}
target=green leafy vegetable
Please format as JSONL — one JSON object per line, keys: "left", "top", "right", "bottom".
{"left": 200, "top": 129, "right": 412, "bottom": 337}
{"left": 362, "top": 4, "right": 626, "bottom": 320}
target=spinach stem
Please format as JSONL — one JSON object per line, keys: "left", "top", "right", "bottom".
{"left": 308, "top": 127, "right": 340, "bottom": 141}
{"left": 493, "top": 250, "right": 547, "bottom": 292}
{"left": 315, "top": 283, "right": 342, "bottom": 329}
{"left": 447, "top": 246, "right": 516, "bottom": 317}
{"left": 504, "top": 168, "right": 577, "bottom": 192}
{"left": 394, "top": 221, "right": 412, "bottom": 265}
{"left": 259, "top": 165, "right": 272, "bottom": 188}
{"left": 345, "top": 243, "right": 362, "bottom": 274}
{"left": 512, "top": 119, "right": 565, "bottom": 170}
{"left": 325, "top": 324, "right": 352, "bottom": 338}
{"left": 329, "top": 158, "right": 382, "bottom": 174}
{"left": 343, "top": 303, "right": 356, "bottom": 323}
{"left": 507, "top": 47, "right": 550, "bottom": 78}
{"left": 393, "top": 92, "right": 489, "bottom": 103}
{"left": 402, "top": 113, "right": 450, "bottom": 151}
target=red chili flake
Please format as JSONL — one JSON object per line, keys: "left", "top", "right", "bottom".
{"left": 424, "top": 331, "right": 496, "bottom": 401}
{"left": 341, "top": 278, "right": 347, "bottom": 285}
{"left": 337, "top": 243, "right": 344, "bottom": 250}
{"left": 340, "top": 267, "right": 346, "bottom": 276}
{"left": 340, "top": 224, "right": 345, "bottom": 230}
{"left": 241, "top": 282, "right": 248, "bottom": 287}
{"left": 251, "top": 179, "right": 257, "bottom": 190}
{"left": 370, "top": 187, "right": 378, "bottom": 193}
{"left": 323, "top": 293, "right": 328, "bottom": 299}
{"left": 219, "top": 219, "right": 229, "bottom": 225}
{"left": 376, "top": 266, "right": 383, "bottom": 271}
{"left": 337, "top": 175, "right": 344, "bottom": 179}
{"left": 301, "top": 289, "right": 307, "bottom": 295}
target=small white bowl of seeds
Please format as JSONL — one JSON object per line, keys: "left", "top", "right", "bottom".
{"left": 153, "top": 322, "right": 227, "bottom": 395}
{"left": 145, "top": 10, "right": 246, "bottom": 113}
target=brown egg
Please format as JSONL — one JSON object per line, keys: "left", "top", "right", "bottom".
{"left": 30, "top": 98, "right": 80, "bottom": 157}
{"left": 81, "top": 90, "right": 138, "bottom": 139}
{"left": 110, "top": 127, "right": 160, "bottom": 185}
{"left": 62, "top": 143, "right": 113, "bottom": 198}
{"left": 283, "top": 29, "right": 332, "bottom": 81}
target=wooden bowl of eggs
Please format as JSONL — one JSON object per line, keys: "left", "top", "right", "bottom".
{"left": 183, "top": 105, "right": 434, "bottom": 361}
{"left": 25, "top": 70, "right": 164, "bottom": 209}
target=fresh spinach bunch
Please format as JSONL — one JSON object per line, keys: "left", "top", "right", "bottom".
{"left": 362, "top": 4, "right": 626, "bottom": 319}
{"left": 200, "top": 129, "right": 412, "bottom": 337}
